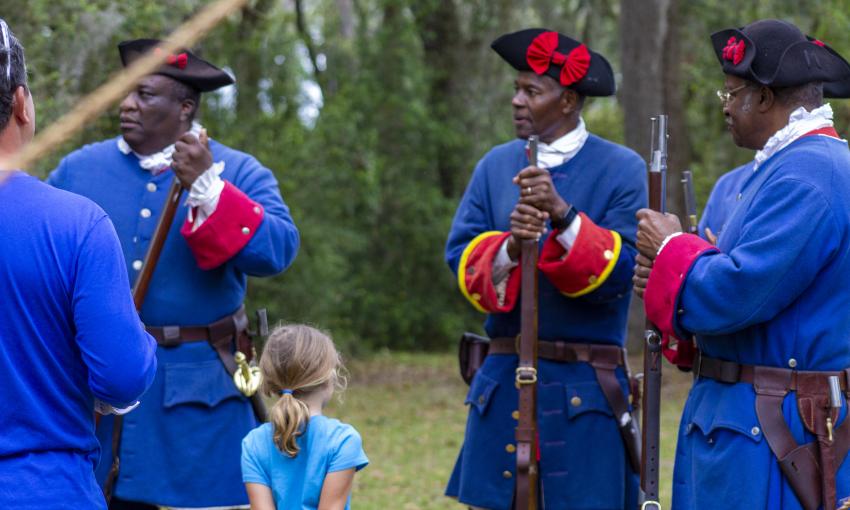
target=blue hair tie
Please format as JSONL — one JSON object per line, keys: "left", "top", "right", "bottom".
{"left": 281, "top": 389, "right": 293, "bottom": 395}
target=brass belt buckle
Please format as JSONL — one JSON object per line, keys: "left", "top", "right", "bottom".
{"left": 515, "top": 366, "right": 538, "bottom": 385}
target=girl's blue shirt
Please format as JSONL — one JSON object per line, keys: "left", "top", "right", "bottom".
{"left": 241, "top": 415, "right": 368, "bottom": 510}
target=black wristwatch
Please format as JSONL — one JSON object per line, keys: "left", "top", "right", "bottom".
{"left": 550, "top": 205, "right": 578, "bottom": 231}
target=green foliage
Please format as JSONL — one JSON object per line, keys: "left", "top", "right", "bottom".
{"left": 7, "top": 0, "right": 850, "bottom": 352}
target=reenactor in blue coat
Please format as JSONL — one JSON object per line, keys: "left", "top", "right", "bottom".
{"left": 635, "top": 19, "right": 850, "bottom": 509}
{"left": 48, "top": 40, "right": 300, "bottom": 509}
{"left": 445, "top": 29, "right": 646, "bottom": 509}
{"left": 0, "top": 20, "right": 157, "bottom": 510}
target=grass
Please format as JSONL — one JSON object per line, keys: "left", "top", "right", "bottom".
{"left": 325, "top": 351, "right": 693, "bottom": 509}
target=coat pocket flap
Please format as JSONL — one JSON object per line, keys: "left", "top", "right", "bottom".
{"left": 163, "top": 360, "right": 243, "bottom": 409}
{"left": 566, "top": 381, "right": 613, "bottom": 420}
{"left": 465, "top": 371, "right": 499, "bottom": 415}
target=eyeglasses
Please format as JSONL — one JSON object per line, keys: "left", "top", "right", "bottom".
{"left": 716, "top": 83, "right": 750, "bottom": 104}
{"left": 0, "top": 20, "right": 10, "bottom": 85}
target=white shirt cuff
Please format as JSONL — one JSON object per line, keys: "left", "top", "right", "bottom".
{"left": 185, "top": 161, "right": 225, "bottom": 230}
{"left": 492, "top": 238, "right": 519, "bottom": 285}
{"left": 555, "top": 214, "right": 582, "bottom": 251}
{"left": 94, "top": 398, "right": 141, "bottom": 416}
{"left": 657, "top": 232, "right": 684, "bottom": 256}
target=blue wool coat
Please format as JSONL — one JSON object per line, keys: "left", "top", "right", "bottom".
{"left": 647, "top": 134, "right": 850, "bottom": 509}
{"left": 697, "top": 161, "right": 753, "bottom": 242}
{"left": 445, "top": 135, "right": 646, "bottom": 510}
{"left": 0, "top": 173, "right": 156, "bottom": 509}
{"left": 48, "top": 137, "right": 299, "bottom": 507}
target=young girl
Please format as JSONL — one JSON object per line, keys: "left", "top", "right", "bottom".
{"left": 241, "top": 324, "right": 368, "bottom": 510}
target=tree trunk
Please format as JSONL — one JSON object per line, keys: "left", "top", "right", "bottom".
{"left": 620, "top": 0, "right": 690, "bottom": 352}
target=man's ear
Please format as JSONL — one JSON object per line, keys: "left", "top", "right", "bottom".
{"left": 757, "top": 85, "right": 775, "bottom": 113}
{"left": 179, "top": 98, "right": 196, "bottom": 123}
{"left": 11, "top": 86, "right": 30, "bottom": 125}
{"left": 560, "top": 89, "right": 580, "bottom": 115}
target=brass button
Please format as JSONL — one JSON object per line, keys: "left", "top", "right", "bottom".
{"left": 502, "top": 470, "right": 513, "bottom": 479}
{"left": 253, "top": 206, "right": 261, "bottom": 214}
{"left": 511, "top": 410, "right": 519, "bottom": 420}
{"left": 751, "top": 426, "right": 760, "bottom": 436}
{"left": 146, "top": 182, "right": 157, "bottom": 192}
{"left": 472, "top": 293, "right": 481, "bottom": 301}
{"left": 140, "top": 208, "right": 152, "bottom": 218}
{"left": 505, "top": 444, "right": 516, "bottom": 453}
{"left": 241, "top": 226, "right": 251, "bottom": 235}
{"left": 570, "top": 396, "right": 582, "bottom": 407}
{"left": 132, "top": 260, "right": 143, "bottom": 271}
{"left": 603, "top": 249, "right": 614, "bottom": 260}
{"left": 588, "top": 274, "right": 598, "bottom": 285}
{"left": 788, "top": 358, "right": 798, "bottom": 368}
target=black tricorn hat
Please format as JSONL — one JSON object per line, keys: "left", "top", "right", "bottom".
{"left": 491, "top": 28, "right": 616, "bottom": 97}
{"left": 711, "top": 19, "right": 850, "bottom": 97}
{"left": 118, "top": 38, "right": 234, "bottom": 93}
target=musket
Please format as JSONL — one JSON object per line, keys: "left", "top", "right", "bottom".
{"left": 515, "top": 135, "right": 540, "bottom": 510}
{"left": 681, "top": 170, "right": 698, "bottom": 234}
{"left": 640, "top": 115, "right": 667, "bottom": 510}
{"left": 102, "top": 133, "right": 196, "bottom": 502}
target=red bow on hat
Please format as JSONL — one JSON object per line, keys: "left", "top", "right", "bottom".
{"left": 526, "top": 31, "right": 590, "bottom": 86}
{"left": 167, "top": 52, "right": 188, "bottom": 69}
{"left": 154, "top": 47, "right": 188, "bottom": 70}
{"left": 722, "top": 36, "right": 746, "bottom": 65}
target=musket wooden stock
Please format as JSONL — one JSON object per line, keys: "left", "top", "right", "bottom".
{"left": 640, "top": 170, "right": 663, "bottom": 506}
{"left": 132, "top": 178, "right": 184, "bottom": 310}
{"left": 516, "top": 136, "right": 539, "bottom": 510}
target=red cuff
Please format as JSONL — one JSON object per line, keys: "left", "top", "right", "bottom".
{"left": 662, "top": 333, "right": 698, "bottom": 368}
{"left": 457, "top": 231, "right": 521, "bottom": 313}
{"left": 538, "top": 213, "right": 621, "bottom": 297}
{"left": 644, "top": 234, "right": 718, "bottom": 337}
{"left": 181, "top": 181, "right": 265, "bottom": 270}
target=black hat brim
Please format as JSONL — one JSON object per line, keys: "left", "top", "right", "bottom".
{"left": 491, "top": 28, "right": 616, "bottom": 97}
{"left": 119, "top": 39, "right": 234, "bottom": 93}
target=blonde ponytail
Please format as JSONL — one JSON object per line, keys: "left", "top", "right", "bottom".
{"left": 270, "top": 391, "right": 311, "bottom": 456}
{"left": 258, "top": 324, "right": 344, "bottom": 458}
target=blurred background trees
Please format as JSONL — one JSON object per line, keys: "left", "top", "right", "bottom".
{"left": 7, "top": 0, "right": 850, "bottom": 352}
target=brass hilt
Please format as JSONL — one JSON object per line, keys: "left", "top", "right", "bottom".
{"left": 233, "top": 351, "right": 262, "bottom": 397}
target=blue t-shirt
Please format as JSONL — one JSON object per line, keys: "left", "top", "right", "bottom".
{"left": 241, "top": 416, "right": 368, "bottom": 510}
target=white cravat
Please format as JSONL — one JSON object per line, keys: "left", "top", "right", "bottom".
{"left": 754, "top": 104, "right": 836, "bottom": 169}
{"left": 117, "top": 121, "right": 225, "bottom": 229}
{"left": 492, "top": 122, "right": 590, "bottom": 291}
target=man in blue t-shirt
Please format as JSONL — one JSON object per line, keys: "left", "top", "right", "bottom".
{"left": 0, "top": 19, "right": 157, "bottom": 510}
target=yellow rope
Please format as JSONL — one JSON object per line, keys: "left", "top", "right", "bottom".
{"left": 0, "top": 0, "right": 249, "bottom": 178}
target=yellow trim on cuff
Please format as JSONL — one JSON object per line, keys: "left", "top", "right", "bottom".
{"left": 457, "top": 231, "right": 504, "bottom": 313}
{"left": 564, "top": 230, "right": 622, "bottom": 298}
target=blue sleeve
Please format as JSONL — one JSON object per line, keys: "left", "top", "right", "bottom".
{"left": 73, "top": 215, "right": 157, "bottom": 407}
{"left": 241, "top": 429, "right": 272, "bottom": 485}
{"left": 445, "top": 158, "right": 495, "bottom": 275}
{"left": 45, "top": 157, "right": 69, "bottom": 189}
{"left": 329, "top": 426, "right": 369, "bottom": 473}
{"left": 578, "top": 154, "right": 647, "bottom": 303}
{"left": 679, "top": 177, "right": 839, "bottom": 335}
{"left": 230, "top": 159, "right": 300, "bottom": 277}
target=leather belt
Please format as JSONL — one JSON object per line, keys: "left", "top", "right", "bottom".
{"left": 489, "top": 337, "right": 625, "bottom": 367}
{"left": 490, "top": 336, "right": 641, "bottom": 473}
{"left": 694, "top": 353, "right": 850, "bottom": 510}
{"left": 146, "top": 306, "right": 249, "bottom": 348}
{"left": 694, "top": 353, "right": 850, "bottom": 392}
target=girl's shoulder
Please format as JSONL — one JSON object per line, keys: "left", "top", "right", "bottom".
{"left": 309, "top": 416, "right": 362, "bottom": 446}
{"left": 242, "top": 422, "right": 275, "bottom": 449}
